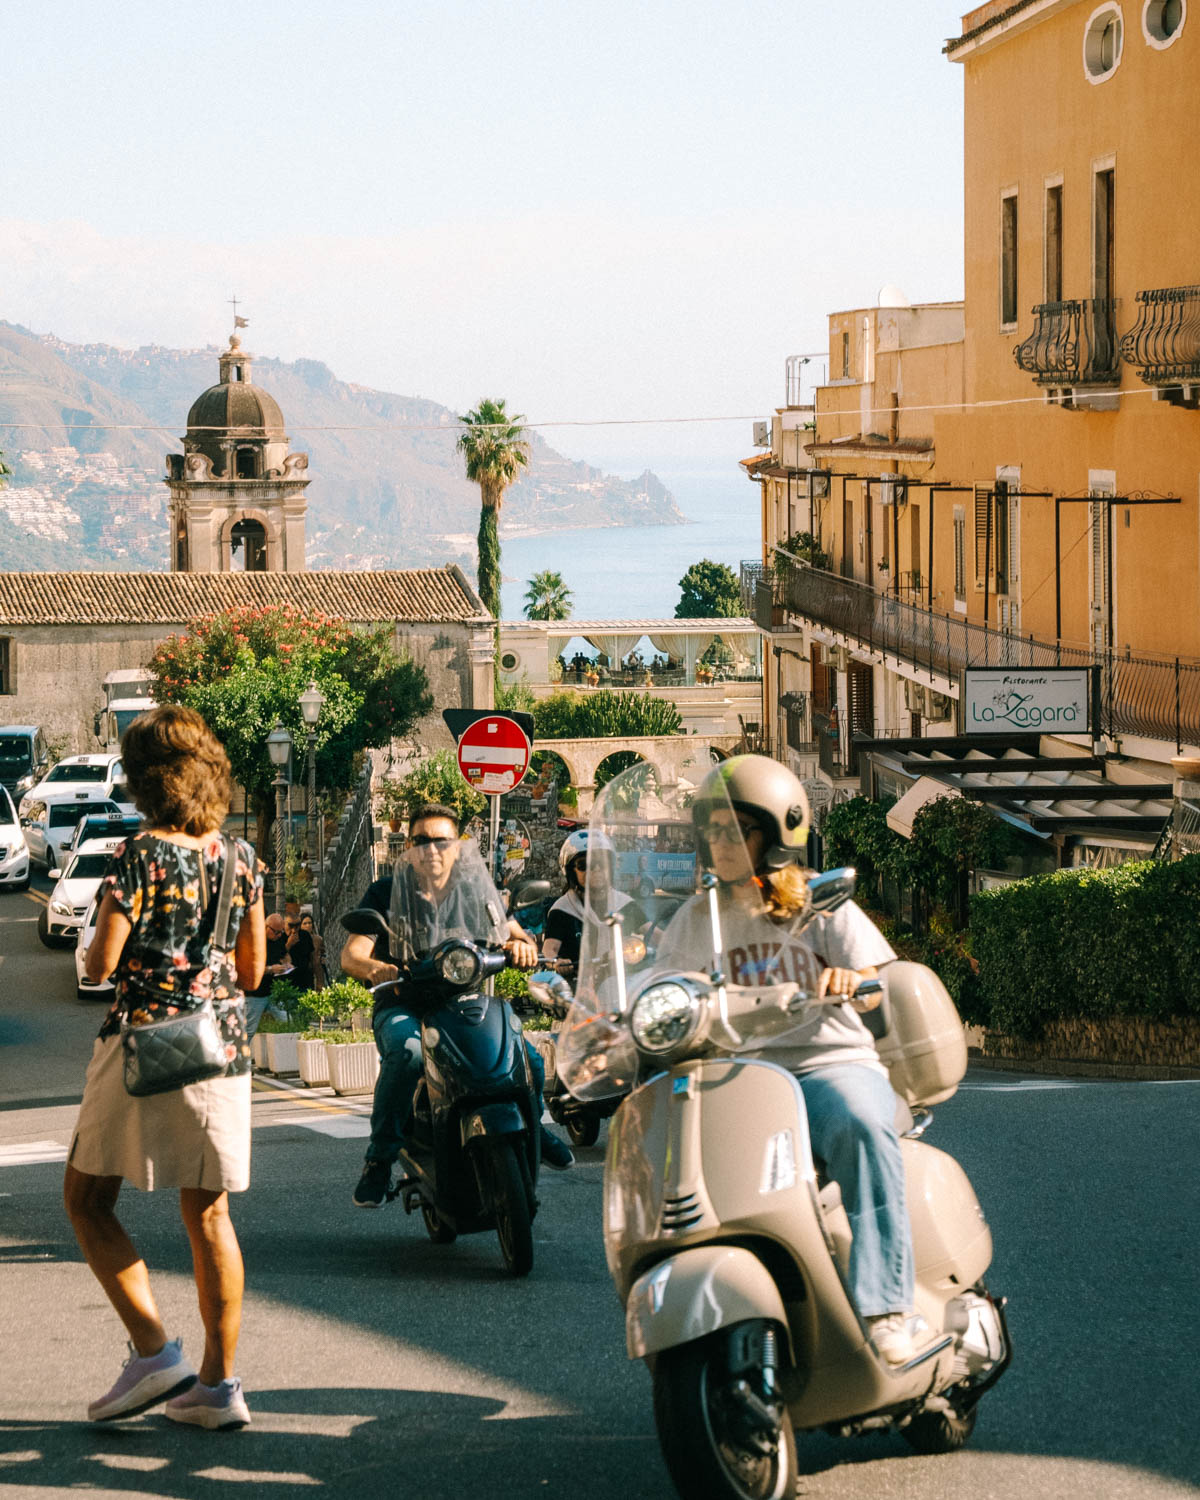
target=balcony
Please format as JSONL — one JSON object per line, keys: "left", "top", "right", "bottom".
{"left": 746, "top": 551, "right": 1200, "bottom": 750}
{"left": 1119, "top": 284, "right": 1200, "bottom": 406}
{"left": 1013, "top": 298, "right": 1120, "bottom": 407}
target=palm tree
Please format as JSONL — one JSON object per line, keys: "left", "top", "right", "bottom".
{"left": 523, "top": 569, "right": 573, "bottom": 621}
{"left": 456, "top": 399, "right": 530, "bottom": 618}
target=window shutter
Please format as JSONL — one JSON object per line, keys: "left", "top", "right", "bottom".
{"left": 973, "top": 484, "right": 992, "bottom": 586}
{"left": 953, "top": 507, "right": 966, "bottom": 600}
{"left": 811, "top": 644, "right": 831, "bottom": 711}
{"left": 847, "top": 662, "right": 875, "bottom": 738}
{"left": 1007, "top": 489, "right": 1021, "bottom": 587}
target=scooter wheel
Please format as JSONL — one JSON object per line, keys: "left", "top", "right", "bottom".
{"left": 900, "top": 1402, "right": 977, "bottom": 1454}
{"left": 488, "top": 1140, "right": 534, "bottom": 1277}
{"left": 421, "top": 1203, "right": 457, "bottom": 1244}
{"left": 653, "top": 1337, "right": 797, "bottom": 1500}
{"left": 566, "top": 1113, "right": 601, "bottom": 1149}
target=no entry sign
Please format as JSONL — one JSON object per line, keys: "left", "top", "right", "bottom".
{"left": 454, "top": 713, "right": 532, "bottom": 796}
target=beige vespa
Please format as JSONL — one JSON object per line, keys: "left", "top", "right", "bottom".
{"left": 557, "top": 767, "right": 1010, "bottom": 1500}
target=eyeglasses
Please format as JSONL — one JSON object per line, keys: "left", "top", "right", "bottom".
{"left": 411, "top": 834, "right": 455, "bottom": 849}
{"left": 704, "top": 820, "right": 758, "bottom": 845}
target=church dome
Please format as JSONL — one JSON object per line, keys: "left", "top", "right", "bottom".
{"left": 186, "top": 380, "right": 286, "bottom": 438}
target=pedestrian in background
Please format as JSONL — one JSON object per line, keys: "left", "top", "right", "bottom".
{"left": 286, "top": 912, "right": 316, "bottom": 992}
{"left": 300, "top": 911, "right": 325, "bottom": 989}
{"left": 245, "top": 911, "right": 289, "bottom": 1037}
{"left": 64, "top": 705, "right": 265, "bottom": 1430}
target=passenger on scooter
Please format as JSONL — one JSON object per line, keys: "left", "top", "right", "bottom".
{"left": 341, "top": 804, "right": 575, "bottom": 1209}
{"left": 654, "top": 756, "right": 916, "bottom": 1365}
{"left": 542, "top": 830, "right": 649, "bottom": 973}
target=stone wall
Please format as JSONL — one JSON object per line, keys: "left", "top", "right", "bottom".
{"left": 966, "top": 1016, "right": 1200, "bottom": 1079}
{"left": 0, "top": 620, "right": 486, "bottom": 754}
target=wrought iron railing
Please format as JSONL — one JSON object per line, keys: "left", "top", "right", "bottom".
{"left": 748, "top": 551, "right": 1200, "bottom": 750}
{"left": 1013, "top": 297, "right": 1119, "bottom": 385}
{"left": 1119, "top": 284, "right": 1200, "bottom": 385}
{"left": 316, "top": 764, "right": 375, "bottom": 951}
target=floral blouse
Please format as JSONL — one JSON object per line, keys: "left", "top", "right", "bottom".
{"left": 97, "top": 832, "right": 264, "bottom": 1075}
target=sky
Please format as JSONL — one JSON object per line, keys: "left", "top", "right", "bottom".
{"left": 1, "top": 0, "right": 968, "bottom": 474}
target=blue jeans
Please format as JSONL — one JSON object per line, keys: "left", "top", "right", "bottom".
{"left": 244, "top": 993, "right": 270, "bottom": 1040}
{"left": 367, "top": 1006, "right": 547, "bottom": 1165}
{"left": 798, "top": 1063, "right": 915, "bottom": 1319}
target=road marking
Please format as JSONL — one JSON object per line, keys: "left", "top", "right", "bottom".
{"left": 962, "top": 1077, "right": 1200, "bottom": 1091}
{"left": 0, "top": 1140, "right": 69, "bottom": 1166}
{"left": 24, "top": 890, "right": 47, "bottom": 908}
{"left": 264, "top": 1112, "right": 370, "bottom": 1138}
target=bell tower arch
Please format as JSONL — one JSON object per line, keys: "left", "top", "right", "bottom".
{"left": 165, "top": 335, "right": 311, "bottom": 572}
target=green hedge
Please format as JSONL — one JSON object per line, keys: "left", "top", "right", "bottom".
{"left": 970, "top": 856, "right": 1200, "bottom": 1039}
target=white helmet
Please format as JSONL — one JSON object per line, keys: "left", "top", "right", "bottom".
{"left": 558, "top": 828, "right": 615, "bottom": 875}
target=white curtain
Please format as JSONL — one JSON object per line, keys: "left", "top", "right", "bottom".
{"left": 648, "top": 632, "right": 691, "bottom": 664}
{"left": 583, "top": 632, "right": 632, "bottom": 665}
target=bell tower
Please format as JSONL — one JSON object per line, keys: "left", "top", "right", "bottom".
{"left": 165, "top": 335, "right": 311, "bottom": 572}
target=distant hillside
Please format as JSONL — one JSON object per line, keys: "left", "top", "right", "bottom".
{"left": 0, "top": 323, "right": 684, "bottom": 573}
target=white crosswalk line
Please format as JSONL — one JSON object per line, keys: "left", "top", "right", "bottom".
{"left": 0, "top": 1140, "right": 69, "bottom": 1166}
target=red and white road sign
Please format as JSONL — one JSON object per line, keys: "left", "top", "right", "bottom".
{"left": 455, "top": 714, "right": 531, "bottom": 796}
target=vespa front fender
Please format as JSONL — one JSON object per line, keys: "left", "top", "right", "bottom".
{"left": 625, "top": 1246, "right": 789, "bottom": 1362}
{"left": 461, "top": 1101, "right": 526, "bottom": 1147}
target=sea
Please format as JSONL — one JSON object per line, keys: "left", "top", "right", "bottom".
{"left": 498, "top": 461, "right": 761, "bottom": 622}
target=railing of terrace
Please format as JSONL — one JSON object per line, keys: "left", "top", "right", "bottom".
{"left": 743, "top": 551, "right": 1200, "bottom": 750}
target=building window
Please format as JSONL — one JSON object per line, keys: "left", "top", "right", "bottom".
{"left": 1143, "top": 0, "right": 1185, "bottom": 45}
{"left": 1045, "top": 184, "right": 1063, "bottom": 301}
{"left": 235, "top": 447, "right": 259, "bottom": 479}
{"left": 841, "top": 331, "right": 851, "bottom": 379}
{"left": 1000, "top": 192, "right": 1019, "bottom": 327}
{"left": 230, "top": 517, "right": 268, "bottom": 572}
{"left": 1084, "top": 4, "right": 1124, "bottom": 80}
{"left": 1094, "top": 167, "right": 1115, "bottom": 300}
{"left": 0, "top": 637, "right": 13, "bottom": 695}
{"left": 953, "top": 507, "right": 967, "bottom": 603}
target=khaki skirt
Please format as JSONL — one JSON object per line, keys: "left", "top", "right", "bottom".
{"left": 69, "top": 1034, "right": 251, "bottom": 1193}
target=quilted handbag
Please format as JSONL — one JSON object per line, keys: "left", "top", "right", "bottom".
{"left": 121, "top": 835, "right": 237, "bottom": 1098}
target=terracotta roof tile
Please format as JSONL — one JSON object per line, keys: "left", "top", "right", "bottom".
{"left": 0, "top": 568, "right": 488, "bottom": 626}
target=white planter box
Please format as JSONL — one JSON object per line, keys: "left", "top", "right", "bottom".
{"left": 326, "top": 1040, "right": 380, "bottom": 1095}
{"left": 297, "top": 1038, "right": 331, "bottom": 1087}
{"left": 250, "top": 1032, "right": 268, "bottom": 1068}
{"left": 264, "top": 1031, "right": 300, "bottom": 1075}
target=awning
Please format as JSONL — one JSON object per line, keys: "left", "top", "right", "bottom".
{"left": 885, "top": 775, "right": 961, "bottom": 839}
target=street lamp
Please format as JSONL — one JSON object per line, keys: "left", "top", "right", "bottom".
{"left": 298, "top": 681, "right": 325, "bottom": 915}
{"left": 266, "top": 720, "right": 293, "bottom": 916}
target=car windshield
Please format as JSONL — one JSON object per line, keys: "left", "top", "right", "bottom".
{"left": 0, "top": 787, "right": 16, "bottom": 826}
{"left": 50, "top": 802, "right": 115, "bottom": 828}
{"left": 0, "top": 737, "right": 31, "bottom": 766}
{"left": 45, "top": 765, "right": 105, "bottom": 783}
{"left": 65, "top": 854, "right": 113, "bottom": 880}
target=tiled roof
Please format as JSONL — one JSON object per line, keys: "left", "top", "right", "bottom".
{"left": 0, "top": 568, "right": 488, "bottom": 626}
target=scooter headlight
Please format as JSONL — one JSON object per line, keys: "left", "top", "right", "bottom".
{"left": 439, "top": 944, "right": 480, "bottom": 985}
{"left": 630, "top": 979, "right": 702, "bottom": 1054}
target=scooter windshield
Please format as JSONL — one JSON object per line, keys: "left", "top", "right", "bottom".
{"left": 387, "top": 835, "right": 510, "bottom": 967}
{"left": 557, "top": 760, "right": 825, "bottom": 1103}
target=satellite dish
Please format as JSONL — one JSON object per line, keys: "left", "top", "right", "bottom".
{"left": 877, "top": 284, "right": 911, "bottom": 309}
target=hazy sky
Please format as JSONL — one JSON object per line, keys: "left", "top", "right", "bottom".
{"left": 1, "top": 0, "right": 968, "bottom": 473}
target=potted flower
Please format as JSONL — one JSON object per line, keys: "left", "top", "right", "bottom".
{"left": 376, "top": 777, "right": 409, "bottom": 833}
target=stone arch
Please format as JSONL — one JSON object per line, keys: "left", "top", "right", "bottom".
{"left": 219, "top": 508, "right": 280, "bottom": 572}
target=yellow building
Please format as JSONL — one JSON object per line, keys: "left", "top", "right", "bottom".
{"left": 747, "top": 0, "right": 1200, "bottom": 810}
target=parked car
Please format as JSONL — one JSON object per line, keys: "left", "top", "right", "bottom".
{"left": 74, "top": 894, "right": 114, "bottom": 1002}
{"left": 63, "top": 811, "right": 141, "bottom": 860}
{"left": 40, "top": 838, "right": 122, "bottom": 950}
{"left": 0, "top": 726, "right": 52, "bottom": 803}
{"left": 22, "top": 795, "right": 126, "bottom": 872}
{"left": 20, "top": 753, "right": 127, "bottom": 816}
{"left": 0, "top": 784, "right": 30, "bottom": 891}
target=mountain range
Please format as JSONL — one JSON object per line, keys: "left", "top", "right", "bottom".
{"left": 0, "top": 322, "right": 684, "bottom": 573}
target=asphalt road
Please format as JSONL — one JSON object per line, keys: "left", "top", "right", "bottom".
{"left": 1, "top": 875, "right": 1198, "bottom": 1500}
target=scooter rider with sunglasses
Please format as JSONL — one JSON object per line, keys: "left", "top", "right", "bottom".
{"left": 342, "top": 803, "right": 574, "bottom": 1210}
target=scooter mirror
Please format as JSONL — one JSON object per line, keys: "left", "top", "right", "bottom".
{"left": 511, "top": 878, "right": 554, "bottom": 909}
{"left": 807, "top": 867, "right": 857, "bottom": 915}
{"left": 340, "top": 907, "right": 391, "bottom": 940}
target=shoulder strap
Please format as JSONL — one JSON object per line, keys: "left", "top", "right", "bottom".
{"left": 210, "top": 835, "right": 238, "bottom": 953}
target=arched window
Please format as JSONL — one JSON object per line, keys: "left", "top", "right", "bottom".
{"left": 230, "top": 518, "right": 268, "bottom": 572}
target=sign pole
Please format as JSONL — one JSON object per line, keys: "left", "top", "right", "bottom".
{"left": 489, "top": 793, "right": 501, "bottom": 888}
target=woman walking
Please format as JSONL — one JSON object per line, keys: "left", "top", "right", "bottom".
{"left": 64, "top": 705, "right": 265, "bottom": 1429}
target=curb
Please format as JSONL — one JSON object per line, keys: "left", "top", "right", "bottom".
{"left": 967, "top": 1048, "right": 1200, "bottom": 1082}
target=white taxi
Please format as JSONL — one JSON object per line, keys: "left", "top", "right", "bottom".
{"left": 39, "top": 836, "right": 123, "bottom": 950}
{"left": 0, "top": 784, "right": 30, "bottom": 892}
{"left": 20, "top": 754, "right": 128, "bottom": 817}
{"left": 74, "top": 893, "right": 114, "bottom": 1002}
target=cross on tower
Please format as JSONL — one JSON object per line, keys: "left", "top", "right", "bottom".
{"left": 228, "top": 295, "right": 248, "bottom": 331}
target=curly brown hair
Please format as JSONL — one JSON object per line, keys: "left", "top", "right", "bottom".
{"left": 120, "top": 704, "right": 232, "bottom": 835}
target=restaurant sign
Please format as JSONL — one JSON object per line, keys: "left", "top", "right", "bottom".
{"left": 962, "top": 668, "right": 1091, "bottom": 735}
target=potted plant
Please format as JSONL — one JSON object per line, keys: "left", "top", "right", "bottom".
{"left": 257, "top": 1012, "right": 303, "bottom": 1075}
{"left": 326, "top": 1033, "right": 380, "bottom": 1095}
{"left": 295, "top": 988, "right": 339, "bottom": 1085}
{"left": 376, "top": 777, "right": 408, "bottom": 833}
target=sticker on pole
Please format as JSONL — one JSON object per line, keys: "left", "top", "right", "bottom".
{"left": 455, "top": 714, "right": 532, "bottom": 796}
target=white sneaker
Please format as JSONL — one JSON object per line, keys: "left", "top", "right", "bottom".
{"left": 88, "top": 1338, "right": 196, "bottom": 1422}
{"left": 164, "top": 1376, "right": 251, "bottom": 1430}
{"left": 868, "top": 1313, "right": 915, "bottom": 1366}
